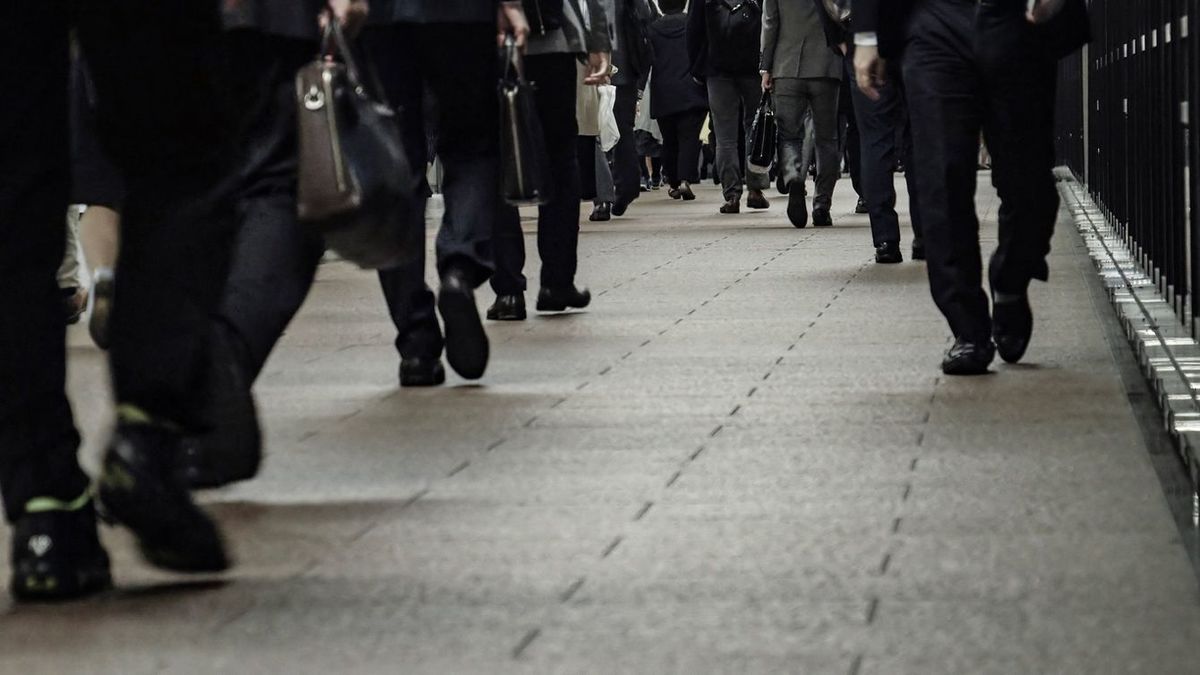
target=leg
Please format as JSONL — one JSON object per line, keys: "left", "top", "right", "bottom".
{"left": 707, "top": 77, "right": 745, "bottom": 201}
{"left": 850, "top": 60, "right": 903, "bottom": 246}
{"left": 659, "top": 114, "right": 682, "bottom": 189}
{"left": 527, "top": 53, "right": 582, "bottom": 290}
{"left": 807, "top": 78, "right": 842, "bottom": 213}
{"left": 902, "top": 1, "right": 990, "bottom": 342}
{"left": 0, "top": 2, "right": 89, "bottom": 523}
{"left": 675, "top": 111, "right": 706, "bottom": 184}
{"left": 772, "top": 78, "right": 810, "bottom": 189}
{"left": 595, "top": 141, "right": 616, "bottom": 204}
{"left": 611, "top": 85, "right": 641, "bottom": 208}
{"left": 577, "top": 136, "right": 599, "bottom": 202}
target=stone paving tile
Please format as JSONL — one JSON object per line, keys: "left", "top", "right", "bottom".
{"left": 4, "top": 178, "right": 1198, "bottom": 673}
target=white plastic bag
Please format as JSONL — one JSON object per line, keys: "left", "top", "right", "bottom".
{"left": 598, "top": 84, "right": 620, "bottom": 152}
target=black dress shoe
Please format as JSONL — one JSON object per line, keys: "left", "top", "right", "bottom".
{"left": 993, "top": 294, "right": 1033, "bottom": 364}
{"left": 99, "top": 423, "right": 230, "bottom": 573}
{"left": 611, "top": 200, "right": 629, "bottom": 217}
{"left": 855, "top": 197, "right": 869, "bottom": 214}
{"left": 679, "top": 183, "right": 696, "bottom": 201}
{"left": 812, "top": 208, "right": 833, "bottom": 227}
{"left": 911, "top": 238, "right": 927, "bottom": 261}
{"left": 719, "top": 198, "right": 740, "bottom": 214}
{"left": 667, "top": 187, "right": 682, "bottom": 200}
{"left": 776, "top": 174, "right": 789, "bottom": 195}
{"left": 10, "top": 498, "right": 111, "bottom": 602}
{"left": 941, "top": 338, "right": 995, "bottom": 376}
{"left": 400, "top": 356, "right": 446, "bottom": 387}
{"left": 787, "top": 191, "right": 808, "bottom": 228}
{"left": 875, "top": 241, "right": 903, "bottom": 264}
{"left": 537, "top": 285, "right": 591, "bottom": 312}
{"left": 589, "top": 202, "right": 611, "bottom": 222}
{"left": 437, "top": 268, "right": 489, "bottom": 380}
{"left": 746, "top": 190, "right": 770, "bottom": 209}
{"left": 486, "top": 294, "right": 527, "bottom": 321}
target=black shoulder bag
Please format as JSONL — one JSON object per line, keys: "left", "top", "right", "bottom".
{"left": 295, "top": 17, "right": 421, "bottom": 269}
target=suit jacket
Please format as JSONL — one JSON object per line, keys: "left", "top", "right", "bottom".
{"left": 760, "top": 0, "right": 841, "bottom": 79}
{"left": 854, "top": 0, "right": 1089, "bottom": 60}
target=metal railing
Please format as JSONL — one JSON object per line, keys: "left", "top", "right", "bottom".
{"left": 1056, "top": 0, "right": 1200, "bottom": 331}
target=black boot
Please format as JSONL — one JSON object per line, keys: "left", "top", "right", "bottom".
{"left": 10, "top": 496, "right": 111, "bottom": 602}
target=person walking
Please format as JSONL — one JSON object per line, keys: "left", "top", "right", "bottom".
{"left": 760, "top": 0, "right": 843, "bottom": 228}
{"left": 487, "top": 0, "right": 612, "bottom": 322}
{"left": 854, "top": 0, "right": 1088, "bottom": 373}
{"left": 687, "top": 0, "right": 769, "bottom": 215}
{"left": 609, "top": 0, "right": 658, "bottom": 216}
{"left": 647, "top": 0, "right": 707, "bottom": 203}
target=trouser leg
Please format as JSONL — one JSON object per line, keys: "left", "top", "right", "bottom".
{"left": 675, "top": 111, "right": 705, "bottom": 184}
{"left": 578, "top": 136, "right": 599, "bottom": 202}
{"left": 595, "top": 141, "right": 616, "bottom": 204}
{"left": 0, "top": 3, "right": 88, "bottom": 521}
{"left": 79, "top": 2, "right": 242, "bottom": 429}
{"left": 526, "top": 53, "right": 581, "bottom": 290}
{"left": 977, "top": 7, "right": 1059, "bottom": 296}
{"left": 773, "top": 78, "right": 810, "bottom": 190}
{"left": 420, "top": 23, "right": 499, "bottom": 286}
{"left": 850, "top": 59, "right": 903, "bottom": 246}
{"left": 903, "top": 0, "right": 990, "bottom": 342}
{"left": 611, "top": 85, "right": 641, "bottom": 206}
{"left": 659, "top": 115, "right": 682, "bottom": 189}
{"left": 807, "top": 78, "right": 841, "bottom": 212}
{"left": 707, "top": 77, "right": 745, "bottom": 201}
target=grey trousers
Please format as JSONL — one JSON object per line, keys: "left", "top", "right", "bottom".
{"left": 775, "top": 77, "right": 840, "bottom": 211}
{"left": 706, "top": 75, "right": 769, "bottom": 201}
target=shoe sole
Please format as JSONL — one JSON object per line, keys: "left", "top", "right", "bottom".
{"left": 875, "top": 256, "right": 903, "bottom": 264}
{"left": 486, "top": 311, "right": 527, "bottom": 321}
{"left": 11, "top": 566, "right": 112, "bottom": 602}
{"left": 400, "top": 370, "right": 447, "bottom": 387}
{"left": 439, "top": 287, "right": 489, "bottom": 380}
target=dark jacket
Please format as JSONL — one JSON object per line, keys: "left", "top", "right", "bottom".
{"left": 648, "top": 13, "right": 708, "bottom": 119}
{"left": 853, "top": 0, "right": 1089, "bottom": 60}
{"left": 612, "top": 0, "right": 658, "bottom": 88}
{"left": 222, "top": 0, "right": 326, "bottom": 38}
{"left": 686, "top": 0, "right": 762, "bottom": 79}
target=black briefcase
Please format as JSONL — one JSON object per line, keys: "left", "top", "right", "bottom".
{"left": 748, "top": 91, "right": 776, "bottom": 175}
{"left": 296, "top": 18, "right": 421, "bottom": 269}
{"left": 498, "top": 35, "right": 552, "bottom": 206}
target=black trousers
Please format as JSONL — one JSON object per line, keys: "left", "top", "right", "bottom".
{"left": 492, "top": 53, "right": 581, "bottom": 295}
{"left": 837, "top": 76, "right": 861, "bottom": 198}
{"left": 0, "top": 2, "right": 246, "bottom": 520}
{"left": 658, "top": 109, "right": 706, "bottom": 187}
{"left": 610, "top": 84, "right": 642, "bottom": 207}
{"left": 847, "top": 54, "right": 923, "bottom": 248}
{"left": 902, "top": 0, "right": 1058, "bottom": 342}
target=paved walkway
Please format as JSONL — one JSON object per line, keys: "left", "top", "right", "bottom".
{"left": 4, "top": 177, "right": 1200, "bottom": 673}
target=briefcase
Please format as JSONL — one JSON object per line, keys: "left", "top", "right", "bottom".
{"left": 296, "top": 18, "right": 420, "bottom": 269}
{"left": 748, "top": 91, "right": 776, "bottom": 174}
{"left": 499, "top": 35, "right": 552, "bottom": 206}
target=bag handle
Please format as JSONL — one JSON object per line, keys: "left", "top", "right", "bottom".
{"left": 758, "top": 90, "right": 773, "bottom": 112}
{"left": 501, "top": 33, "right": 526, "bottom": 85}
{"left": 319, "top": 11, "right": 367, "bottom": 93}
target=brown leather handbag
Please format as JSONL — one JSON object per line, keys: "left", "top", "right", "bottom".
{"left": 296, "top": 19, "right": 420, "bottom": 269}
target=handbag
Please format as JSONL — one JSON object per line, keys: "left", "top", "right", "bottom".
{"left": 747, "top": 91, "right": 776, "bottom": 174}
{"left": 295, "top": 17, "right": 420, "bottom": 269}
{"left": 499, "top": 35, "right": 553, "bottom": 206}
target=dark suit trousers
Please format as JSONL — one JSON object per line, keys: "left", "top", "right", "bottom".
{"left": 846, "top": 55, "right": 923, "bottom": 248}
{"left": 902, "top": 0, "right": 1058, "bottom": 342}
{"left": 658, "top": 110, "right": 706, "bottom": 188}
{"left": 610, "top": 85, "right": 642, "bottom": 207}
{"left": 0, "top": 3, "right": 88, "bottom": 520}
{"left": 492, "top": 53, "right": 581, "bottom": 295}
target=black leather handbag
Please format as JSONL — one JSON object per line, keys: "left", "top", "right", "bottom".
{"left": 295, "top": 18, "right": 420, "bottom": 269}
{"left": 499, "top": 35, "right": 552, "bottom": 206}
{"left": 748, "top": 91, "right": 776, "bottom": 175}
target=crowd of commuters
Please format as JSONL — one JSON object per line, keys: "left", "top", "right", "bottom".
{"left": 1, "top": 0, "right": 1086, "bottom": 602}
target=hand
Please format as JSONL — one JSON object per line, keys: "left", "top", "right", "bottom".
{"left": 319, "top": 0, "right": 369, "bottom": 37}
{"left": 584, "top": 51, "right": 612, "bottom": 85}
{"left": 760, "top": 71, "right": 772, "bottom": 91}
{"left": 498, "top": 1, "right": 530, "bottom": 50}
{"left": 1026, "top": 0, "right": 1067, "bottom": 24}
{"left": 853, "top": 45, "right": 887, "bottom": 101}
